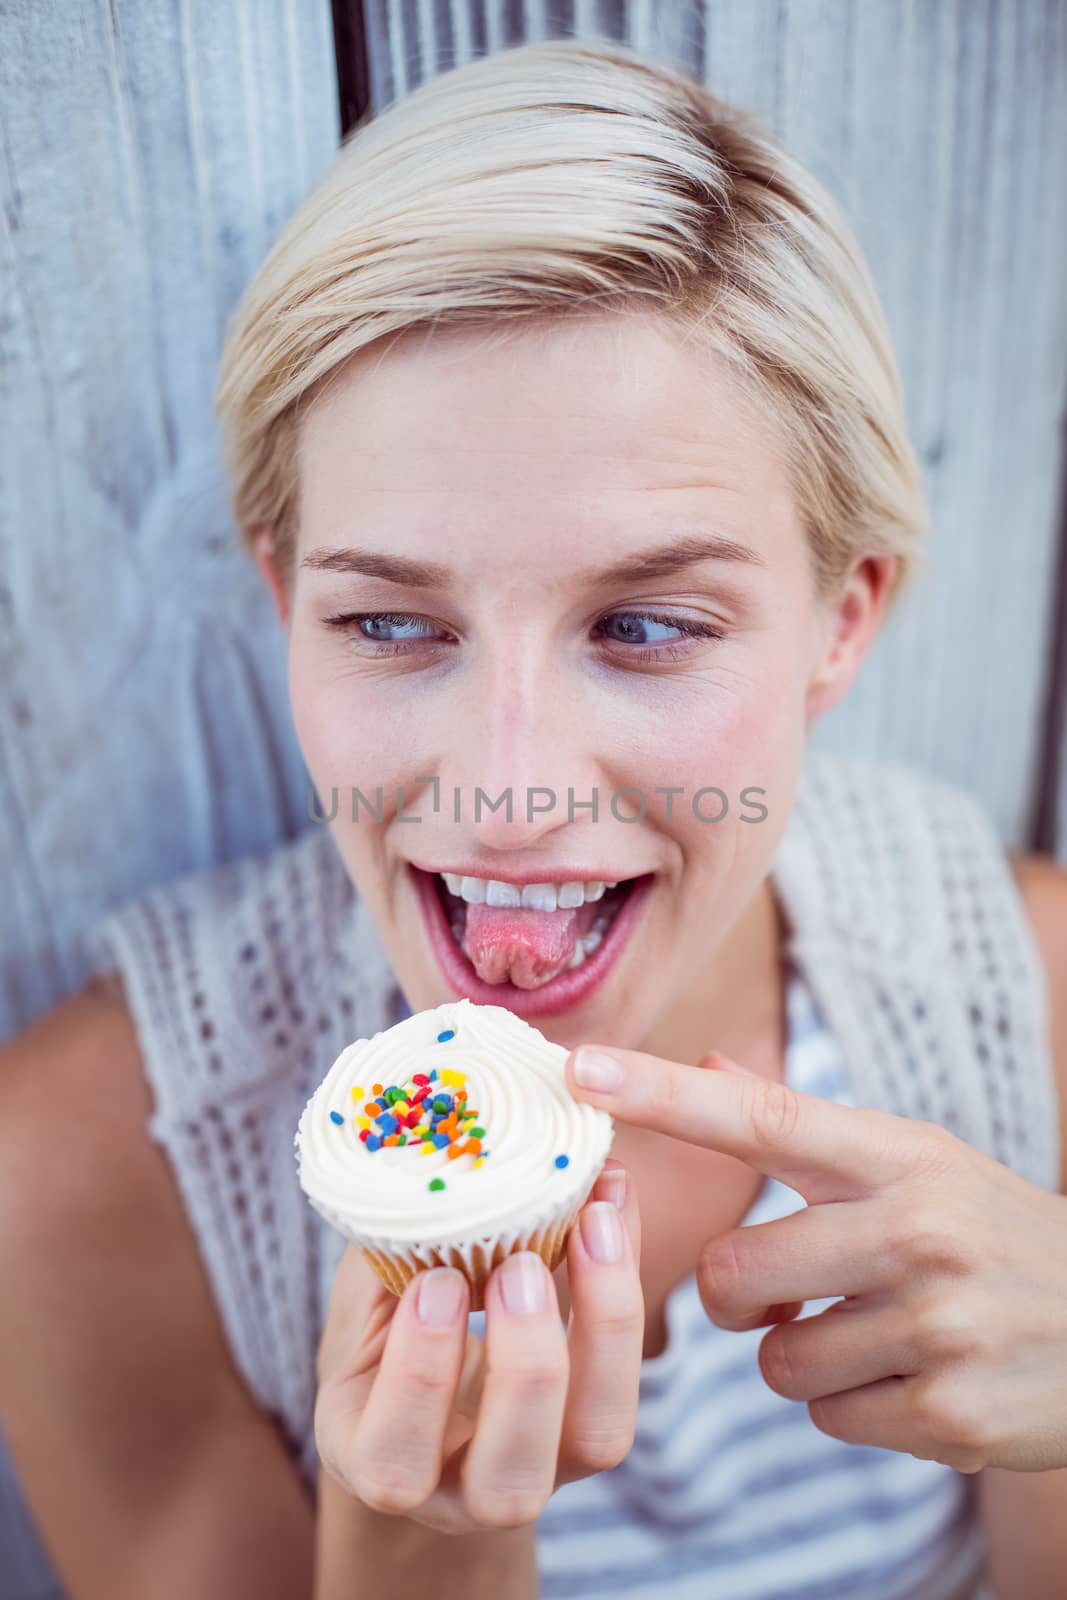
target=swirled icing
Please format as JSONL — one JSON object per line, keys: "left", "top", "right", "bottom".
{"left": 296, "top": 997, "right": 614, "bottom": 1247}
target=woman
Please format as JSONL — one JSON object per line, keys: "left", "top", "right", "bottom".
{"left": 3, "top": 36, "right": 1066, "bottom": 1600}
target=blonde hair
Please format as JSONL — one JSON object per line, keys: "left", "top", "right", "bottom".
{"left": 213, "top": 36, "right": 929, "bottom": 610}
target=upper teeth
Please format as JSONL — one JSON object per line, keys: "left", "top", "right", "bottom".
{"left": 440, "top": 873, "right": 618, "bottom": 910}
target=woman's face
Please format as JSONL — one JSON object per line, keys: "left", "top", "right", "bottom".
{"left": 261, "top": 310, "right": 888, "bottom": 1053}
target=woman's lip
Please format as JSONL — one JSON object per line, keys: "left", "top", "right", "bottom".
{"left": 408, "top": 863, "right": 655, "bottom": 1018}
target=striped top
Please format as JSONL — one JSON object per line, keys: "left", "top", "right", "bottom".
{"left": 400, "top": 970, "right": 992, "bottom": 1600}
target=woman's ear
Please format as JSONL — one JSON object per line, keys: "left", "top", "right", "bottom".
{"left": 252, "top": 527, "right": 291, "bottom": 630}
{"left": 805, "top": 553, "right": 897, "bottom": 722}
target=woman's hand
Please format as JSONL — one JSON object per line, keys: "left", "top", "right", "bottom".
{"left": 564, "top": 1043, "right": 1067, "bottom": 1474}
{"left": 314, "top": 1160, "right": 643, "bottom": 1533}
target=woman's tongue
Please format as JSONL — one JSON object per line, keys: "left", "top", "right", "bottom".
{"left": 462, "top": 901, "right": 591, "bottom": 989}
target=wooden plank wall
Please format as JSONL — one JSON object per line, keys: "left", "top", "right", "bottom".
{"left": 0, "top": 4, "right": 1064, "bottom": 1595}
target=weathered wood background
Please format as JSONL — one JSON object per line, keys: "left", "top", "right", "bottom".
{"left": 2, "top": 2, "right": 1065, "bottom": 1593}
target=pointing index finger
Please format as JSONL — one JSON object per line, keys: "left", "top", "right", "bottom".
{"left": 565, "top": 1044, "right": 919, "bottom": 1203}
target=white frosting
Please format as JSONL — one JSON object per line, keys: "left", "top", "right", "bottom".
{"left": 295, "top": 997, "right": 614, "bottom": 1248}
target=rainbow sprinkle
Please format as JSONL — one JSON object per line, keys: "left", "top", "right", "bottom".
{"left": 339, "top": 1021, "right": 491, "bottom": 1170}
{"left": 328, "top": 1021, "right": 575, "bottom": 1185}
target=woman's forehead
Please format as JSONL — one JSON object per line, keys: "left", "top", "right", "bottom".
{"left": 295, "top": 313, "right": 796, "bottom": 550}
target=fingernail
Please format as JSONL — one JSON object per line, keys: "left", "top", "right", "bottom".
{"left": 580, "top": 1201, "right": 624, "bottom": 1264}
{"left": 573, "top": 1048, "right": 624, "bottom": 1092}
{"left": 595, "top": 1166, "right": 627, "bottom": 1210}
{"left": 498, "top": 1252, "right": 547, "bottom": 1315}
{"left": 416, "top": 1267, "right": 466, "bottom": 1326}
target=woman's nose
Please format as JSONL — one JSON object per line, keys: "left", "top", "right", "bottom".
{"left": 440, "top": 654, "right": 599, "bottom": 853}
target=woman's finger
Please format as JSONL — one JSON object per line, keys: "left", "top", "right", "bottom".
{"left": 342, "top": 1266, "right": 470, "bottom": 1514}
{"left": 552, "top": 1159, "right": 641, "bottom": 1327}
{"left": 802, "top": 1370, "right": 987, "bottom": 1471}
{"left": 558, "top": 1168, "right": 644, "bottom": 1480}
{"left": 460, "top": 1252, "right": 569, "bottom": 1527}
{"left": 591, "top": 1157, "right": 642, "bottom": 1264}
{"left": 697, "top": 1198, "right": 899, "bottom": 1329}
{"left": 758, "top": 1295, "right": 921, "bottom": 1403}
{"left": 566, "top": 1042, "right": 926, "bottom": 1203}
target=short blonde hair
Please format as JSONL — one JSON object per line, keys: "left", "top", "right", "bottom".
{"left": 214, "top": 36, "right": 929, "bottom": 610}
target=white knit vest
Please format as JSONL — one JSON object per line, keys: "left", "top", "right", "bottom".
{"left": 80, "top": 751, "right": 1061, "bottom": 1492}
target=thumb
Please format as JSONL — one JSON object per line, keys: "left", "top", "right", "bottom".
{"left": 317, "top": 1241, "right": 394, "bottom": 1387}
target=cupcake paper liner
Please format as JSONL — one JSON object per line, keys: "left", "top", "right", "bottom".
{"left": 310, "top": 1166, "right": 602, "bottom": 1312}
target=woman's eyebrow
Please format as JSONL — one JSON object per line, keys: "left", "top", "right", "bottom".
{"left": 300, "top": 532, "right": 767, "bottom": 588}
{"left": 582, "top": 532, "right": 769, "bottom": 584}
{"left": 300, "top": 546, "right": 451, "bottom": 586}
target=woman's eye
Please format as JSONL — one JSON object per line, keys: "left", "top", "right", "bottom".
{"left": 352, "top": 613, "right": 436, "bottom": 642}
{"left": 321, "top": 611, "right": 451, "bottom": 655}
{"left": 594, "top": 610, "right": 726, "bottom": 661}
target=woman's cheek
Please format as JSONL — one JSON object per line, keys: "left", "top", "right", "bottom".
{"left": 662, "top": 667, "right": 792, "bottom": 790}
{"left": 651, "top": 662, "right": 804, "bottom": 849}
{"left": 288, "top": 642, "right": 408, "bottom": 798}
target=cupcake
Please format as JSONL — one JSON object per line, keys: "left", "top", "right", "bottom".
{"left": 295, "top": 996, "right": 614, "bottom": 1310}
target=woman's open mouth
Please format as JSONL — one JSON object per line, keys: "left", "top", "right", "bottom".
{"left": 407, "top": 864, "right": 655, "bottom": 1017}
